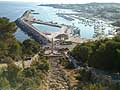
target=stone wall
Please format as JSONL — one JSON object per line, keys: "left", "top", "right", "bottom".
{"left": 15, "top": 18, "right": 51, "bottom": 45}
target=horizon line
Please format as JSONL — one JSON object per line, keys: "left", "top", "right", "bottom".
{"left": 0, "top": 0, "right": 120, "bottom": 4}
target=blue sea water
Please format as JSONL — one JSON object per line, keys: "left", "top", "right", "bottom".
{"left": 32, "top": 6, "right": 94, "bottom": 38}
{"left": 0, "top": 1, "right": 94, "bottom": 41}
{"left": 32, "top": 24, "right": 60, "bottom": 33}
{"left": 0, "top": 1, "right": 36, "bottom": 41}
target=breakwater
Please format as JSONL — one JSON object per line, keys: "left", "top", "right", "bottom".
{"left": 15, "top": 11, "right": 51, "bottom": 45}
{"left": 31, "top": 20, "right": 62, "bottom": 28}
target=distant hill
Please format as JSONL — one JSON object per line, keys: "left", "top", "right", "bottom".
{"left": 38, "top": 3, "right": 120, "bottom": 21}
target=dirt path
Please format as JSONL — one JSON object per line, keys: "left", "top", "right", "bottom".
{"left": 47, "top": 57, "right": 71, "bottom": 90}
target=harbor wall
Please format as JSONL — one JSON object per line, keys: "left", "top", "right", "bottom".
{"left": 15, "top": 18, "right": 51, "bottom": 45}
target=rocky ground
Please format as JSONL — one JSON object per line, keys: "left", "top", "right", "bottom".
{"left": 47, "top": 57, "right": 71, "bottom": 90}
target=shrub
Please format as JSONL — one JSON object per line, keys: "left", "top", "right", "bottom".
{"left": 82, "top": 83, "right": 107, "bottom": 90}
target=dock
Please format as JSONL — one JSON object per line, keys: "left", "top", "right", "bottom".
{"left": 15, "top": 10, "right": 53, "bottom": 45}
{"left": 15, "top": 10, "right": 85, "bottom": 45}
{"left": 16, "top": 18, "right": 51, "bottom": 45}
{"left": 15, "top": 10, "right": 70, "bottom": 45}
{"left": 31, "top": 20, "right": 62, "bottom": 28}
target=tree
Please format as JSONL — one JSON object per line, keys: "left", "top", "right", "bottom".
{"left": 0, "top": 17, "right": 21, "bottom": 61}
{"left": 0, "top": 17, "right": 16, "bottom": 34}
{"left": 72, "top": 36, "right": 120, "bottom": 72}
{"left": 8, "top": 41, "right": 22, "bottom": 57}
{"left": 4, "top": 61, "right": 21, "bottom": 87}
{"left": 22, "top": 39, "right": 40, "bottom": 56}
{"left": 72, "top": 44, "right": 92, "bottom": 64}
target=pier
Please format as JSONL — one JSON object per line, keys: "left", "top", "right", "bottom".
{"left": 15, "top": 10, "right": 71, "bottom": 45}
{"left": 16, "top": 18, "right": 51, "bottom": 45}
{"left": 15, "top": 10, "right": 56, "bottom": 45}
{"left": 31, "top": 19, "right": 62, "bottom": 28}
{"left": 16, "top": 10, "right": 85, "bottom": 45}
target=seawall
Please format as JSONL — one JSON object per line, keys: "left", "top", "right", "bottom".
{"left": 15, "top": 18, "right": 51, "bottom": 45}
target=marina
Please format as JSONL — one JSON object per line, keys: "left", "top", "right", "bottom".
{"left": 16, "top": 8, "right": 118, "bottom": 45}
{"left": 0, "top": 2, "right": 117, "bottom": 41}
{"left": 15, "top": 10, "right": 73, "bottom": 44}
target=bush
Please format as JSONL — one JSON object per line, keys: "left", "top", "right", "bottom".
{"left": 72, "top": 36, "right": 120, "bottom": 72}
{"left": 65, "top": 62, "right": 75, "bottom": 69}
{"left": 22, "top": 39, "right": 40, "bottom": 56}
{"left": 76, "top": 68, "right": 92, "bottom": 82}
{"left": 23, "top": 67, "right": 36, "bottom": 77}
{"left": 82, "top": 83, "right": 107, "bottom": 90}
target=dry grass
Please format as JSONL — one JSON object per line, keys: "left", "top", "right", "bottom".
{"left": 62, "top": 67, "right": 79, "bottom": 89}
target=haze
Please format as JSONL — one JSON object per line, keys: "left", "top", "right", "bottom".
{"left": 0, "top": 0, "right": 120, "bottom": 4}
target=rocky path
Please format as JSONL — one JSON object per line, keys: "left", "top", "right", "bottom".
{"left": 47, "top": 57, "right": 71, "bottom": 90}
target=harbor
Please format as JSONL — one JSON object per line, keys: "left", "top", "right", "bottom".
{"left": 0, "top": 2, "right": 118, "bottom": 42}
{"left": 15, "top": 10, "right": 85, "bottom": 45}
{"left": 15, "top": 8, "right": 118, "bottom": 46}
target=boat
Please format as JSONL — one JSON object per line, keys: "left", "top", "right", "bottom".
{"left": 32, "top": 13, "right": 39, "bottom": 14}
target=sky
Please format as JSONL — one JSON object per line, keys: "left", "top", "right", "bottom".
{"left": 0, "top": 0, "right": 120, "bottom": 4}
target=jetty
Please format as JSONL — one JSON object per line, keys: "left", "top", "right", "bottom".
{"left": 15, "top": 10, "right": 85, "bottom": 45}
{"left": 15, "top": 10, "right": 53, "bottom": 45}
{"left": 16, "top": 18, "right": 51, "bottom": 45}
{"left": 31, "top": 19, "right": 62, "bottom": 28}
{"left": 15, "top": 10, "right": 71, "bottom": 45}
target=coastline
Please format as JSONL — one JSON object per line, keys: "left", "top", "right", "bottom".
{"left": 18, "top": 10, "right": 117, "bottom": 44}
{"left": 37, "top": 5, "right": 117, "bottom": 40}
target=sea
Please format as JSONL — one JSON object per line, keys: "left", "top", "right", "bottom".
{"left": 0, "top": 1, "right": 105, "bottom": 42}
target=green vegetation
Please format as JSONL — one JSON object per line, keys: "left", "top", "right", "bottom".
{"left": 22, "top": 39, "right": 41, "bottom": 56}
{"left": 0, "top": 17, "right": 41, "bottom": 63}
{"left": 76, "top": 68, "right": 92, "bottom": 82}
{"left": 71, "top": 36, "right": 120, "bottom": 72}
{"left": 81, "top": 83, "right": 108, "bottom": 90}
{"left": 69, "top": 36, "right": 120, "bottom": 90}
{"left": 59, "top": 57, "right": 75, "bottom": 69}
{"left": 0, "top": 17, "right": 49, "bottom": 89}
{"left": 0, "top": 17, "right": 20, "bottom": 61}
{"left": 0, "top": 56, "right": 49, "bottom": 90}
{"left": 75, "top": 68, "right": 120, "bottom": 90}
